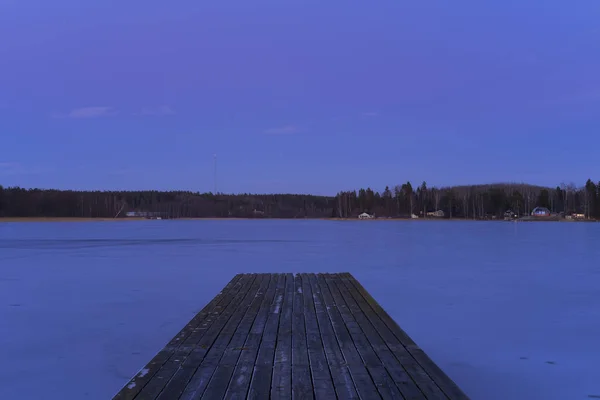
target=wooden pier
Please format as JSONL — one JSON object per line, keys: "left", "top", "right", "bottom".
{"left": 113, "top": 273, "right": 469, "bottom": 400}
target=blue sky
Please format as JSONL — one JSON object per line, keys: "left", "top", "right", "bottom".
{"left": 1, "top": 0, "right": 599, "bottom": 195}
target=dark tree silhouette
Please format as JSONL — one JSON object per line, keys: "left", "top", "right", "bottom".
{"left": 334, "top": 180, "right": 599, "bottom": 220}
{"left": 0, "top": 180, "right": 598, "bottom": 220}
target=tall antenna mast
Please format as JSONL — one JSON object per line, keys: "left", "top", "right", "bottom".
{"left": 213, "top": 153, "right": 217, "bottom": 194}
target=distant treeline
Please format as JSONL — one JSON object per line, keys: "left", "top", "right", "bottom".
{"left": 0, "top": 179, "right": 599, "bottom": 219}
{"left": 335, "top": 180, "right": 600, "bottom": 220}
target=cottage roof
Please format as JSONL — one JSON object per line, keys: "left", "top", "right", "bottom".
{"left": 532, "top": 207, "right": 550, "bottom": 213}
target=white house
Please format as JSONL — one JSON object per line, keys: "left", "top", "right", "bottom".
{"left": 358, "top": 212, "right": 373, "bottom": 219}
{"left": 426, "top": 210, "right": 445, "bottom": 218}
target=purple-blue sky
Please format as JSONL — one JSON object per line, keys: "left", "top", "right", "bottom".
{"left": 1, "top": 1, "right": 599, "bottom": 195}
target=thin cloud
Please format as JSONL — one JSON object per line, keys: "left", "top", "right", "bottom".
{"left": 51, "top": 106, "right": 117, "bottom": 119}
{"left": 137, "top": 105, "right": 175, "bottom": 116}
{"left": 68, "top": 106, "right": 116, "bottom": 118}
{"left": 264, "top": 125, "right": 299, "bottom": 135}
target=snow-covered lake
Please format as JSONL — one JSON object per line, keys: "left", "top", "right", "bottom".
{"left": 1, "top": 220, "right": 599, "bottom": 399}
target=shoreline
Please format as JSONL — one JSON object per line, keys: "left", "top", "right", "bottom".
{"left": 0, "top": 217, "right": 597, "bottom": 223}
{"left": 0, "top": 217, "right": 147, "bottom": 222}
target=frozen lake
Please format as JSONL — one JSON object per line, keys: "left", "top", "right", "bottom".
{"left": 1, "top": 220, "right": 599, "bottom": 399}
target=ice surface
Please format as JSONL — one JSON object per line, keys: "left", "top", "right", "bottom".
{"left": 0, "top": 220, "right": 599, "bottom": 399}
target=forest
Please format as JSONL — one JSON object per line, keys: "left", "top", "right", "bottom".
{"left": 0, "top": 179, "right": 599, "bottom": 220}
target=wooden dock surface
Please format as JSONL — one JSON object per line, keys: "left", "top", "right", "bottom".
{"left": 113, "top": 273, "right": 469, "bottom": 400}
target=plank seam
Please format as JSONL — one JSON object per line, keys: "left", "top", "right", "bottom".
{"left": 112, "top": 273, "right": 244, "bottom": 400}
{"left": 154, "top": 274, "right": 255, "bottom": 400}
{"left": 338, "top": 274, "right": 427, "bottom": 399}
{"left": 178, "top": 274, "right": 264, "bottom": 399}
{"left": 321, "top": 273, "right": 381, "bottom": 399}
{"left": 329, "top": 273, "right": 405, "bottom": 399}
{"left": 344, "top": 273, "right": 468, "bottom": 399}
{"left": 220, "top": 273, "right": 277, "bottom": 398}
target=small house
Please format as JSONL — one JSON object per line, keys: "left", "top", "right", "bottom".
{"left": 426, "top": 210, "right": 445, "bottom": 218}
{"left": 125, "top": 211, "right": 164, "bottom": 218}
{"left": 358, "top": 212, "right": 373, "bottom": 219}
{"left": 531, "top": 207, "right": 551, "bottom": 217}
{"left": 504, "top": 210, "right": 516, "bottom": 220}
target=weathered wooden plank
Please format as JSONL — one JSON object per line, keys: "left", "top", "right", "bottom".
{"left": 334, "top": 274, "right": 422, "bottom": 399}
{"left": 143, "top": 274, "right": 257, "bottom": 400}
{"left": 201, "top": 275, "right": 266, "bottom": 367}
{"left": 113, "top": 274, "right": 244, "bottom": 400}
{"left": 270, "top": 273, "right": 293, "bottom": 400}
{"left": 179, "top": 276, "right": 248, "bottom": 347}
{"left": 115, "top": 272, "right": 470, "bottom": 400}
{"left": 219, "top": 274, "right": 271, "bottom": 367}
{"left": 254, "top": 273, "right": 286, "bottom": 366}
{"left": 326, "top": 274, "right": 381, "bottom": 367}
{"left": 292, "top": 274, "right": 313, "bottom": 399}
{"left": 250, "top": 273, "right": 286, "bottom": 400}
{"left": 328, "top": 274, "right": 404, "bottom": 400}
{"left": 179, "top": 274, "right": 265, "bottom": 400}
{"left": 223, "top": 273, "right": 280, "bottom": 400}
{"left": 292, "top": 275, "right": 309, "bottom": 366}
{"left": 198, "top": 274, "right": 272, "bottom": 399}
{"left": 247, "top": 365, "right": 272, "bottom": 400}
{"left": 318, "top": 274, "right": 381, "bottom": 400}
{"left": 300, "top": 273, "right": 336, "bottom": 399}
{"left": 343, "top": 273, "right": 469, "bottom": 400}
{"left": 197, "top": 365, "right": 235, "bottom": 400}
{"left": 307, "top": 274, "right": 358, "bottom": 400}
{"left": 339, "top": 274, "right": 444, "bottom": 399}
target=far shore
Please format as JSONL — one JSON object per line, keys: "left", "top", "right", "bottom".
{"left": 0, "top": 217, "right": 146, "bottom": 222}
{"left": 0, "top": 216, "right": 597, "bottom": 223}
{"left": 1, "top": 217, "right": 463, "bottom": 223}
